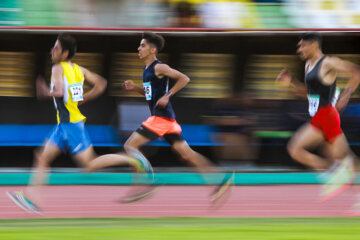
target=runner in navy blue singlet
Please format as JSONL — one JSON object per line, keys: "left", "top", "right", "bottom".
{"left": 123, "top": 32, "right": 234, "bottom": 203}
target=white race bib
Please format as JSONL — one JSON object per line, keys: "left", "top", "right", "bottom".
{"left": 307, "top": 94, "right": 320, "bottom": 117}
{"left": 69, "top": 82, "right": 84, "bottom": 102}
{"left": 143, "top": 82, "right": 152, "bottom": 100}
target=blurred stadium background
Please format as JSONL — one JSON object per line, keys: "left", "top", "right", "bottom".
{"left": 1, "top": 0, "right": 360, "bottom": 29}
{"left": 0, "top": 1, "right": 359, "bottom": 236}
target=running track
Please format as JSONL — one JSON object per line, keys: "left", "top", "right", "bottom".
{"left": 0, "top": 185, "right": 359, "bottom": 219}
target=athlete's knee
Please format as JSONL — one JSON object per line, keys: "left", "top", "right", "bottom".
{"left": 124, "top": 140, "right": 133, "bottom": 151}
{"left": 287, "top": 141, "right": 300, "bottom": 160}
{"left": 124, "top": 141, "right": 140, "bottom": 155}
{"left": 83, "top": 162, "right": 95, "bottom": 173}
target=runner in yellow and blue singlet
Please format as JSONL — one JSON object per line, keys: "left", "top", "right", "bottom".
{"left": 49, "top": 61, "right": 91, "bottom": 155}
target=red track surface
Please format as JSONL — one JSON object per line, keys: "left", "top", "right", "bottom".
{"left": 0, "top": 185, "right": 359, "bottom": 219}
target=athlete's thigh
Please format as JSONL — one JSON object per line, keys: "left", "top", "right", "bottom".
{"left": 288, "top": 122, "right": 325, "bottom": 150}
{"left": 124, "top": 131, "right": 152, "bottom": 149}
{"left": 171, "top": 139, "right": 192, "bottom": 155}
{"left": 73, "top": 146, "right": 97, "bottom": 168}
{"left": 37, "top": 141, "right": 62, "bottom": 165}
{"left": 326, "top": 133, "right": 351, "bottom": 160}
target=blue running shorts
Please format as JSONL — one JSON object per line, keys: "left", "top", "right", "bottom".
{"left": 48, "top": 121, "right": 92, "bottom": 155}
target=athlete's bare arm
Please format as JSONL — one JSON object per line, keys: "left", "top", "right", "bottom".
{"left": 36, "top": 64, "right": 64, "bottom": 99}
{"left": 80, "top": 67, "right": 107, "bottom": 103}
{"left": 124, "top": 80, "right": 145, "bottom": 96}
{"left": 323, "top": 57, "right": 360, "bottom": 110}
{"left": 154, "top": 64, "right": 190, "bottom": 108}
{"left": 276, "top": 68, "right": 307, "bottom": 99}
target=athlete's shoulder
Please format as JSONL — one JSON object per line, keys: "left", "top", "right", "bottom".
{"left": 154, "top": 62, "right": 170, "bottom": 71}
{"left": 52, "top": 63, "right": 63, "bottom": 69}
{"left": 322, "top": 56, "right": 342, "bottom": 70}
{"left": 51, "top": 63, "right": 64, "bottom": 74}
{"left": 77, "top": 65, "right": 89, "bottom": 76}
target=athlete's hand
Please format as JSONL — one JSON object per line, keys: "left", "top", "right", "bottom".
{"left": 36, "top": 76, "right": 49, "bottom": 99}
{"left": 276, "top": 68, "right": 292, "bottom": 87}
{"left": 78, "top": 97, "right": 87, "bottom": 106}
{"left": 123, "top": 80, "right": 136, "bottom": 91}
{"left": 155, "top": 95, "right": 170, "bottom": 108}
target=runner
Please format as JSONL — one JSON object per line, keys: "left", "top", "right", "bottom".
{"left": 7, "top": 33, "right": 151, "bottom": 213}
{"left": 276, "top": 32, "right": 360, "bottom": 202}
{"left": 123, "top": 32, "right": 233, "bottom": 203}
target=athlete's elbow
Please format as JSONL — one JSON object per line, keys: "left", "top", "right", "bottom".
{"left": 183, "top": 77, "right": 190, "bottom": 85}
{"left": 100, "top": 78, "right": 107, "bottom": 92}
{"left": 96, "top": 78, "right": 107, "bottom": 94}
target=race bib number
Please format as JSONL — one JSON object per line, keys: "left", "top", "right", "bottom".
{"left": 143, "top": 82, "right": 152, "bottom": 100}
{"left": 69, "top": 82, "right": 84, "bottom": 102}
{"left": 307, "top": 94, "right": 320, "bottom": 117}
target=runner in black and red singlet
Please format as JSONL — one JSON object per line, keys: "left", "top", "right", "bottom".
{"left": 276, "top": 32, "right": 360, "bottom": 202}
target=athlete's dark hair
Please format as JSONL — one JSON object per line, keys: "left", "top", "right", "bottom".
{"left": 142, "top": 32, "right": 165, "bottom": 53}
{"left": 57, "top": 33, "right": 77, "bottom": 60}
{"left": 300, "top": 32, "right": 322, "bottom": 48}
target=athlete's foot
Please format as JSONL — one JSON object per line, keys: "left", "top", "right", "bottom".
{"left": 121, "top": 184, "right": 158, "bottom": 204}
{"left": 210, "top": 171, "right": 235, "bottom": 203}
{"left": 318, "top": 156, "right": 354, "bottom": 203}
{"left": 128, "top": 148, "right": 154, "bottom": 180}
{"left": 6, "top": 191, "right": 42, "bottom": 214}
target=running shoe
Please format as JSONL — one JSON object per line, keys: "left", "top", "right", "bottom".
{"left": 6, "top": 191, "right": 42, "bottom": 214}
{"left": 121, "top": 184, "right": 159, "bottom": 204}
{"left": 210, "top": 171, "right": 235, "bottom": 203}
{"left": 318, "top": 156, "right": 354, "bottom": 203}
{"left": 128, "top": 148, "right": 154, "bottom": 180}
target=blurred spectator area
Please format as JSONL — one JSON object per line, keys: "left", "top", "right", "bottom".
{"left": 178, "top": 53, "right": 234, "bottom": 98}
{"left": 285, "top": 0, "right": 360, "bottom": 28}
{"left": 2, "top": 46, "right": 360, "bottom": 100}
{"left": 4, "top": 0, "right": 360, "bottom": 29}
{"left": 244, "top": 54, "right": 302, "bottom": 100}
{"left": 0, "top": 52, "right": 35, "bottom": 97}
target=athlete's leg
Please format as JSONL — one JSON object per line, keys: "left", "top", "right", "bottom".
{"left": 170, "top": 138, "right": 233, "bottom": 203}
{"left": 12, "top": 141, "right": 63, "bottom": 210}
{"left": 171, "top": 140, "right": 214, "bottom": 172}
{"left": 121, "top": 132, "right": 156, "bottom": 203}
{"left": 73, "top": 146, "right": 140, "bottom": 172}
{"left": 318, "top": 133, "right": 356, "bottom": 202}
{"left": 287, "top": 122, "right": 330, "bottom": 171}
{"left": 124, "top": 132, "right": 154, "bottom": 173}
{"left": 30, "top": 142, "right": 62, "bottom": 186}
{"left": 124, "top": 131, "right": 151, "bottom": 153}
{"left": 325, "top": 133, "right": 351, "bottom": 161}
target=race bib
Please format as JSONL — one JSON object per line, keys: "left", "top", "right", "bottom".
{"left": 307, "top": 94, "right": 320, "bottom": 117}
{"left": 143, "top": 82, "right": 152, "bottom": 100}
{"left": 69, "top": 82, "right": 84, "bottom": 102}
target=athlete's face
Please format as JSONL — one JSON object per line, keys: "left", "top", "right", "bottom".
{"left": 51, "top": 40, "right": 67, "bottom": 64}
{"left": 138, "top": 39, "right": 156, "bottom": 59}
{"left": 297, "top": 39, "right": 317, "bottom": 60}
